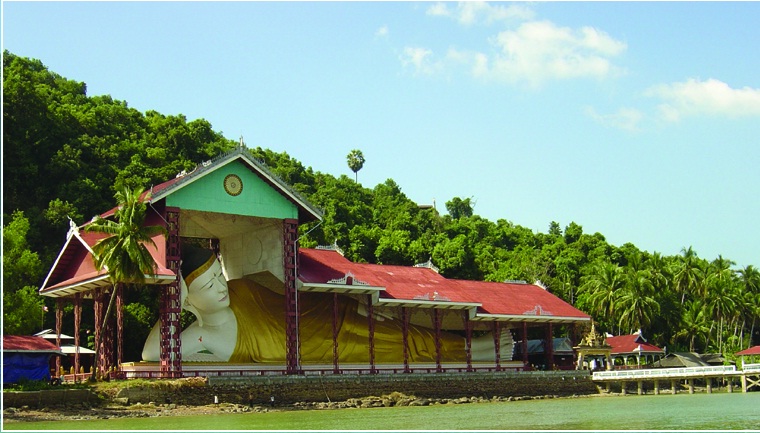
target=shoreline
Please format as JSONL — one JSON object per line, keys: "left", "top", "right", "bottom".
{"left": 3, "top": 391, "right": 609, "bottom": 424}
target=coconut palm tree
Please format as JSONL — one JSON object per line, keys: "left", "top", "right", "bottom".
{"left": 579, "top": 261, "right": 624, "bottom": 331}
{"left": 673, "top": 246, "right": 702, "bottom": 305}
{"left": 675, "top": 300, "right": 710, "bottom": 352}
{"left": 84, "top": 185, "right": 166, "bottom": 379}
{"left": 616, "top": 269, "right": 659, "bottom": 334}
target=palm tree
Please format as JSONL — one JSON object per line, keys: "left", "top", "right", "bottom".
{"left": 616, "top": 269, "right": 659, "bottom": 334}
{"left": 346, "top": 149, "right": 365, "bottom": 182}
{"left": 738, "top": 265, "right": 760, "bottom": 347}
{"left": 84, "top": 186, "right": 166, "bottom": 379}
{"left": 673, "top": 246, "right": 702, "bottom": 305}
{"left": 675, "top": 300, "right": 710, "bottom": 351}
{"left": 579, "top": 261, "right": 624, "bottom": 331}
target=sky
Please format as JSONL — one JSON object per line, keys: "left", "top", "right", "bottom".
{"left": 3, "top": 1, "right": 759, "bottom": 269}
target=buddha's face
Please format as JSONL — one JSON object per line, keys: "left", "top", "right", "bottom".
{"left": 185, "top": 258, "right": 230, "bottom": 314}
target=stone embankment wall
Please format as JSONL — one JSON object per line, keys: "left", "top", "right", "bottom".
{"left": 3, "top": 389, "right": 99, "bottom": 409}
{"left": 116, "top": 371, "right": 597, "bottom": 407}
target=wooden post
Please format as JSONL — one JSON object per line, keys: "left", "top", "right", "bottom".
{"left": 367, "top": 294, "right": 376, "bottom": 374}
{"left": 654, "top": 380, "right": 660, "bottom": 395}
{"left": 73, "top": 293, "right": 81, "bottom": 381}
{"left": 283, "top": 219, "right": 299, "bottom": 374}
{"left": 637, "top": 380, "right": 643, "bottom": 395}
{"left": 521, "top": 322, "right": 529, "bottom": 370}
{"left": 462, "top": 310, "right": 472, "bottom": 372}
{"left": 402, "top": 307, "right": 410, "bottom": 373}
{"left": 727, "top": 378, "right": 733, "bottom": 393}
{"left": 492, "top": 321, "right": 501, "bottom": 371}
{"left": 688, "top": 379, "right": 694, "bottom": 394}
{"left": 621, "top": 381, "right": 627, "bottom": 395}
{"left": 332, "top": 293, "right": 339, "bottom": 374}
{"left": 116, "top": 284, "right": 124, "bottom": 371}
{"left": 742, "top": 373, "right": 748, "bottom": 393}
{"left": 55, "top": 298, "right": 63, "bottom": 377}
{"left": 671, "top": 379, "right": 677, "bottom": 394}
{"left": 433, "top": 309, "right": 442, "bottom": 373}
{"left": 706, "top": 377, "right": 712, "bottom": 394}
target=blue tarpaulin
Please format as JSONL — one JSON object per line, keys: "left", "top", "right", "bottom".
{"left": 3, "top": 352, "right": 53, "bottom": 383}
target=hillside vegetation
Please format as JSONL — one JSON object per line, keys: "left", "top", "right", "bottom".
{"left": 4, "top": 51, "right": 759, "bottom": 361}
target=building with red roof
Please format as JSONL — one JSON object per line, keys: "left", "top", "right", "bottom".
{"left": 3, "top": 335, "right": 63, "bottom": 384}
{"left": 605, "top": 330, "right": 665, "bottom": 368}
{"left": 39, "top": 146, "right": 590, "bottom": 378}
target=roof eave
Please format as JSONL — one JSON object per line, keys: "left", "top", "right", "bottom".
{"left": 471, "top": 313, "right": 591, "bottom": 324}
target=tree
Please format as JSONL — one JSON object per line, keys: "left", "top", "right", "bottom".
{"left": 2, "top": 211, "right": 47, "bottom": 334}
{"left": 346, "top": 149, "right": 365, "bottom": 182}
{"left": 83, "top": 185, "right": 166, "bottom": 379}
{"left": 445, "top": 197, "right": 474, "bottom": 220}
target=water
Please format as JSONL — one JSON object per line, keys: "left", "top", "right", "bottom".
{"left": 5, "top": 392, "right": 759, "bottom": 431}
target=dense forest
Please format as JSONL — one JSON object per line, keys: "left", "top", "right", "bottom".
{"left": 4, "top": 51, "right": 759, "bottom": 362}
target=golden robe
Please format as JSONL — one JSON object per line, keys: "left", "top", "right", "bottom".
{"left": 226, "top": 279, "right": 467, "bottom": 364}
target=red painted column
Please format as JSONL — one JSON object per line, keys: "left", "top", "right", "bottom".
{"left": 492, "top": 321, "right": 501, "bottom": 371}
{"left": 367, "top": 294, "right": 376, "bottom": 373}
{"left": 433, "top": 309, "right": 443, "bottom": 372}
{"left": 332, "top": 292, "right": 340, "bottom": 374}
{"left": 93, "top": 288, "right": 105, "bottom": 378}
{"left": 521, "top": 322, "right": 529, "bottom": 370}
{"left": 283, "top": 219, "right": 299, "bottom": 374}
{"left": 160, "top": 207, "right": 182, "bottom": 378}
{"left": 55, "top": 298, "right": 63, "bottom": 376}
{"left": 401, "top": 307, "right": 410, "bottom": 373}
{"left": 116, "top": 284, "right": 124, "bottom": 371}
{"left": 463, "top": 310, "right": 473, "bottom": 372}
{"left": 103, "top": 294, "right": 114, "bottom": 374}
{"left": 73, "top": 294, "right": 81, "bottom": 377}
{"left": 546, "top": 322, "right": 554, "bottom": 370}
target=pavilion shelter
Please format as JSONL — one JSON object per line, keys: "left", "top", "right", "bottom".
{"left": 605, "top": 330, "right": 665, "bottom": 368}
{"left": 39, "top": 146, "right": 590, "bottom": 378}
{"left": 34, "top": 329, "right": 96, "bottom": 377}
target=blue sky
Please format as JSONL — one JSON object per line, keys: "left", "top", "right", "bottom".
{"left": 3, "top": 1, "right": 759, "bottom": 269}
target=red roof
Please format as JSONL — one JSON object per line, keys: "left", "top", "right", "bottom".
{"left": 606, "top": 333, "right": 664, "bottom": 354}
{"left": 736, "top": 345, "right": 760, "bottom": 356}
{"left": 40, "top": 209, "right": 176, "bottom": 297}
{"left": 298, "top": 248, "right": 590, "bottom": 323}
{"left": 3, "top": 335, "right": 62, "bottom": 353}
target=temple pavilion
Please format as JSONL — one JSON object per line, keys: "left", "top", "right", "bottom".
{"left": 39, "top": 146, "right": 590, "bottom": 379}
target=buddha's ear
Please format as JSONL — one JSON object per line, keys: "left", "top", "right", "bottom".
{"left": 180, "top": 274, "right": 204, "bottom": 327}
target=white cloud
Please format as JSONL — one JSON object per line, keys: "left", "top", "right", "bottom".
{"left": 375, "top": 25, "right": 389, "bottom": 39}
{"left": 477, "top": 20, "right": 626, "bottom": 87}
{"left": 426, "top": 1, "right": 534, "bottom": 26}
{"left": 400, "top": 47, "right": 439, "bottom": 75}
{"left": 646, "top": 78, "right": 760, "bottom": 121}
{"left": 585, "top": 106, "right": 643, "bottom": 132}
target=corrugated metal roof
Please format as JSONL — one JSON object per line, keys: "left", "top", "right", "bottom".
{"left": 3, "top": 336, "right": 63, "bottom": 354}
{"left": 606, "top": 333, "right": 664, "bottom": 355}
{"left": 39, "top": 210, "right": 176, "bottom": 298}
{"left": 736, "top": 345, "right": 760, "bottom": 356}
{"left": 298, "top": 248, "right": 590, "bottom": 324}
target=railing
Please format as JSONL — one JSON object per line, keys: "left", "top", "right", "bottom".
{"left": 593, "top": 365, "right": 737, "bottom": 381}
{"left": 115, "top": 363, "right": 528, "bottom": 380}
{"left": 743, "top": 363, "right": 760, "bottom": 373}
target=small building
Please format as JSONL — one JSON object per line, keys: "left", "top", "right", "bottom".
{"left": 2, "top": 335, "right": 63, "bottom": 384}
{"left": 653, "top": 352, "right": 732, "bottom": 368}
{"left": 736, "top": 345, "right": 760, "bottom": 367}
{"left": 605, "top": 330, "right": 665, "bottom": 368}
{"left": 34, "top": 329, "right": 96, "bottom": 376}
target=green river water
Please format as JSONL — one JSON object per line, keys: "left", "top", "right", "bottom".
{"left": 4, "top": 392, "right": 759, "bottom": 431}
